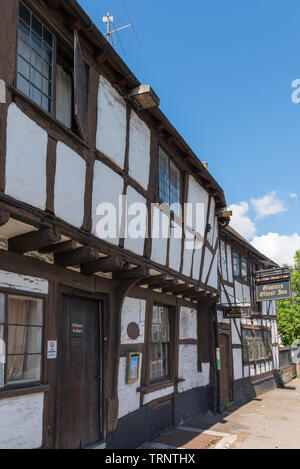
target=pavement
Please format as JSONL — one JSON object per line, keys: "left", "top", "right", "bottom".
{"left": 140, "top": 378, "right": 300, "bottom": 449}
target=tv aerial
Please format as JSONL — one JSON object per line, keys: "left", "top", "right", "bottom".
{"left": 102, "top": 1, "right": 141, "bottom": 55}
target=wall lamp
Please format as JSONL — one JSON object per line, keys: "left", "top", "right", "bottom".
{"left": 128, "top": 85, "right": 160, "bottom": 110}
{"left": 217, "top": 208, "right": 232, "bottom": 228}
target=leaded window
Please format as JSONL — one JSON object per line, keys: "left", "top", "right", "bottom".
{"left": 158, "top": 148, "right": 181, "bottom": 208}
{"left": 0, "top": 293, "right": 44, "bottom": 388}
{"left": 241, "top": 256, "right": 248, "bottom": 282}
{"left": 233, "top": 251, "right": 240, "bottom": 278}
{"left": 17, "top": 2, "right": 54, "bottom": 113}
{"left": 242, "top": 329, "right": 254, "bottom": 362}
{"left": 150, "top": 306, "right": 170, "bottom": 381}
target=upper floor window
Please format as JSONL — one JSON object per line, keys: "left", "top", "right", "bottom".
{"left": 241, "top": 256, "right": 248, "bottom": 282}
{"left": 233, "top": 251, "right": 240, "bottom": 277}
{"left": 158, "top": 147, "right": 181, "bottom": 208}
{"left": 17, "top": 2, "right": 54, "bottom": 113}
{"left": 150, "top": 305, "right": 170, "bottom": 381}
{"left": 17, "top": 2, "right": 87, "bottom": 137}
{"left": 0, "top": 292, "right": 44, "bottom": 388}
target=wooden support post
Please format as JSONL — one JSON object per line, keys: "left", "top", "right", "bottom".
{"left": 81, "top": 257, "right": 126, "bottom": 275}
{"left": 8, "top": 228, "right": 61, "bottom": 254}
{"left": 0, "top": 210, "right": 9, "bottom": 227}
{"left": 54, "top": 246, "right": 99, "bottom": 267}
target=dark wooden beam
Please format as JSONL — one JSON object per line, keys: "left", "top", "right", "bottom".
{"left": 8, "top": 228, "right": 61, "bottom": 254}
{"left": 0, "top": 210, "right": 9, "bottom": 227}
{"left": 185, "top": 291, "right": 206, "bottom": 300}
{"left": 162, "top": 283, "right": 193, "bottom": 294}
{"left": 39, "top": 240, "right": 78, "bottom": 255}
{"left": 114, "top": 266, "right": 150, "bottom": 281}
{"left": 54, "top": 246, "right": 99, "bottom": 267}
{"left": 138, "top": 274, "right": 167, "bottom": 287}
{"left": 81, "top": 257, "right": 126, "bottom": 275}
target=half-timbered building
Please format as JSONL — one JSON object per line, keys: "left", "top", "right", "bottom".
{"left": 0, "top": 0, "right": 230, "bottom": 449}
{"left": 217, "top": 226, "right": 279, "bottom": 407}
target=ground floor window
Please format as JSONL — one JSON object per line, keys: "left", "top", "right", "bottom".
{"left": 150, "top": 305, "right": 170, "bottom": 381}
{"left": 0, "top": 292, "right": 44, "bottom": 388}
{"left": 242, "top": 328, "right": 272, "bottom": 363}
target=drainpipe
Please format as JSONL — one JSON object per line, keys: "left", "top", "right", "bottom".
{"left": 213, "top": 304, "right": 221, "bottom": 413}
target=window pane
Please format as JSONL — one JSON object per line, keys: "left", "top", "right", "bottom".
{"left": 7, "top": 354, "right": 41, "bottom": 385}
{"left": 8, "top": 326, "right": 42, "bottom": 355}
{"left": 19, "top": 2, "right": 31, "bottom": 25}
{"left": 158, "top": 147, "right": 181, "bottom": 208}
{"left": 233, "top": 251, "right": 240, "bottom": 277}
{"left": 0, "top": 294, "right": 4, "bottom": 323}
{"left": 8, "top": 296, "right": 43, "bottom": 326}
{"left": 241, "top": 257, "right": 248, "bottom": 281}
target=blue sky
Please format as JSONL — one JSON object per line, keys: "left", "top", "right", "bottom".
{"left": 78, "top": 0, "right": 300, "bottom": 265}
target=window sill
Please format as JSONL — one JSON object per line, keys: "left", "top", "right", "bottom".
{"left": 0, "top": 384, "right": 50, "bottom": 400}
{"left": 137, "top": 379, "right": 177, "bottom": 395}
{"left": 10, "top": 87, "right": 89, "bottom": 150}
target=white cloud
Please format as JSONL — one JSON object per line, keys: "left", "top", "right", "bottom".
{"left": 229, "top": 201, "right": 257, "bottom": 240}
{"left": 251, "top": 233, "right": 300, "bottom": 266}
{"left": 290, "top": 193, "right": 298, "bottom": 199}
{"left": 251, "top": 191, "right": 288, "bottom": 220}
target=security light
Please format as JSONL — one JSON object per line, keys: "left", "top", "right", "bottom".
{"left": 128, "top": 85, "right": 160, "bottom": 109}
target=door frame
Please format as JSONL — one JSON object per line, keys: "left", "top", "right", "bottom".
{"left": 219, "top": 329, "right": 233, "bottom": 404}
{"left": 55, "top": 285, "right": 107, "bottom": 448}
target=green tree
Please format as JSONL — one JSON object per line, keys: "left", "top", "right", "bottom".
{"left": 277, "top": 251, "right": 300, "bottom": 346}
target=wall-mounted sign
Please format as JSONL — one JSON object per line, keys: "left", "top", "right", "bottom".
{"left": 126, "top": 352, "right": 141, "bottom": 384}
{"left": 255, "top": 268, "right": 292, "bottom": 302}
{"left": 223, "top": 306, "right": 251, "bottom": 319}
{"left": 47, "top": 340, "right": 57, "bottom": 359}
{"left": 71, "top": 321, "right": 84, "bottom": 337}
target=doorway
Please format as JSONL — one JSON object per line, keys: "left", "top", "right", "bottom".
{"left": 57, "top": 294, "right": 102, "bottom": 449}
{"left": 219, "top": 332, "right": 233, "bottom": 404}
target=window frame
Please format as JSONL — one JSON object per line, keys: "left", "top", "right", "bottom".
{"left": 16, "top": 1, "right": 87, "bottom": 138}
{"left": 158, "top": 146, "right": 182, "bottom": 212}
{"left": 242, "top": 327, "right": 272, "bottom": 364}
{"left": 0, "top": 289, "right": 45, "bottom": 390}
{"left": 149, "top": 304, "right": 171, "bottom": 383}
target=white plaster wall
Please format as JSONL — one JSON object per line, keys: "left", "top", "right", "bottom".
{"left": 178, "top": 344, "right": 210, "bottom": 393}
{"left": 220, "top": 241, "right": 227, "bottom": 281}
{"left": 186, "top": 176, "right": 209, "bottom": 237}
{"left": 182, "top": 231, "right": 195, "bottom": 277}
{"left": 179, "top": 307, "right": 197, "bottom": 340}
{"left": 143, "top": 385, "right": 174, "bottom": 405}
{"left": 128, "top": 111, "right": 150, "bottom": 190}
{"left": 241, "top": 284, "right": 251, "bottom": 305}
{"left": 250, "top": 364, "right": 255, "bottom": 376}
{"left": 234, "top": 281, "right": 244, "bottom": 305}
{"left": 0, "top": 270, "right": 48, "bottom": 294}
{"left": 231, "top": 320, "right": 241, "bottom": 345}
{"left": 0, "top": 79, "right": 6, "bottom": 103}
{"left": 92, "top": 160, "right": 124, "bottom": 245}
{"left": 192, "top": 239, "right": 203, "bottom": 280}
{"left": 232, "top": 348, "right": 243, "bottom": 380}
{"left": 244, "top": 365, "right": 250, "bottom": 378}
{"left": 121, "top": 297, "right": 146, "bottom": 345}
{"left": 169, "top": 221, "right": 182, "bottom": 272}
{"left": 5, "top": 104, "right": 47, "bottom": 210}
{"left": 54, "top": 142, "right": 86, "bottom": 228}
{"left": 151, "top": 207, "right": 169, "bottom": 266}
{"left": 124, "top": 186, "right": 147, "bottom": 256}
{"left": 201, "top": 248, "right": 213, "bottom": 284}
{"left": 118, "top": 356, "right": 142, "bottom": 419}
{"left": 207, "top": 198, "right": 215, "bottom": 247}
{"left": 0, "top": 393, "right": 44, "bottom": 449}
{"left": 212, "top": 216, "right": 218, "bottom": 250}
{"left": 207, "top": 254, "right": 218, "bottom": 290}
{"left": 96, "top": 76, "right": 126, "bottom": 168}
{"left": 226, "top": 244, "right": 233, "bottom": 283}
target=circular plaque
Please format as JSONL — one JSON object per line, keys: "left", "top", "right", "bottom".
{"left": 127, "top": 322, "right": 140, "bottom": 340}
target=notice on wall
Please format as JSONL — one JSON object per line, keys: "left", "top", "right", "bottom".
{"left": 47, "top": 340, "right": 57, "bottom": 359}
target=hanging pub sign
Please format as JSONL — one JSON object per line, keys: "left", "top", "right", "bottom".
{"left": 223, "top": 306, "right": 251, "bottom": 318}
{"left": 255, "top": 268, "right": 292, "bottom": 302}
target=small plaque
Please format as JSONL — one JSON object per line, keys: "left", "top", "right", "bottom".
{"left": 127, "top": 322, "right": 140, "bottom": 340}
{"left": 47, "top": 340, "right": 57, "bottom": 359}
{"left": 71, "top": 321, "right": 84, "bottom": 337}
{"left": 126, "top": 352, "right": 141, "bottom": 384}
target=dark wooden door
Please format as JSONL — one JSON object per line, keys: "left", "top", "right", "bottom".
{"left": 58, "top": 295, "right": 102, "bottom": 449}
{"left": 219, "top": 333, "right": 232, "bottom": 403}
